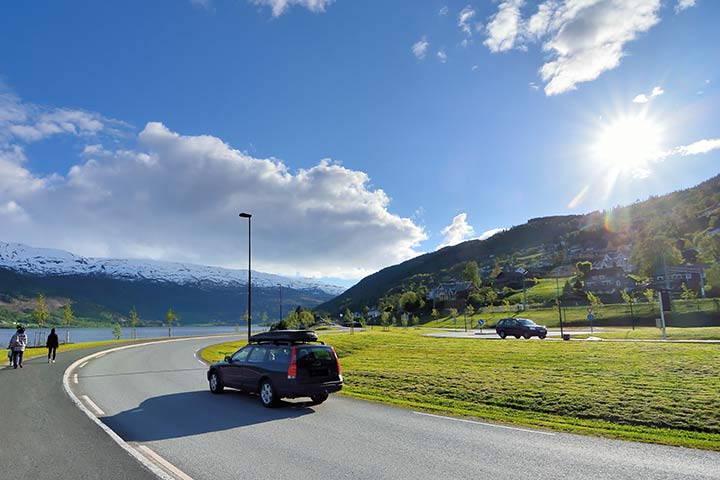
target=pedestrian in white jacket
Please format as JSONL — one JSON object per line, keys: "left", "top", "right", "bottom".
{"left": 8, "top": 326, "right": 28, "bottom": 369}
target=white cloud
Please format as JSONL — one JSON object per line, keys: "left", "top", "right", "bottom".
{"left": 438, "top": 213, "right": 475, "bottom": 249}
{"left": 674, "top": 138, "right": 720, "bottom": 156}
{"left": 675, "top": 0, "right": 696, "bottom": 13}
{"left": 190, "top": 0, "right": 212, "bottom": 8}
{"left": 437, "top": 49, "right": 448, "bottom": 63}
{"left": 412, "top": 37, "right": 430, "bottom": 60}
{"left": 251, "top": 0, "right": 334, "bottom": 17}
{"left": 0, "top": 89, "right": 129, "bottom": 145}
{"left": 483, "top": 0, "right": 523, "bottom": 52}
{"left": 529, "top": 82, "right": 540, "bottom": 90}
{"left": 632, "top": 85, "right": 664, "bottom": 103}
{"left": 458, "top": 5, "right": 477, "bottom": 36}
{"left": 0, "top": 107, "right": 427, "bottom": 280}
{"left": 482, "top": 0, "right": 665, "bottom": 96}
{"left": 439, "top": 6, "right": 449, "bottom": 16}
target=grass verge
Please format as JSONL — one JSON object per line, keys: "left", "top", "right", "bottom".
{"left": 201, "top": 330, "right": 720, "bottom": 450}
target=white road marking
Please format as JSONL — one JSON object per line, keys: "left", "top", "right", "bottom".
{"left": 63, "top": 334, "right": 245, "bottom": 480}
{"left": 197, "top": 359, "right": 206, "bottom": 366}
{"left": 138, "top": 445, "right": 194, "bottom": 480}
{"left": 72, "top": 373, "right": 78, "bottom": 384}
{"left": 81, "top": 395, "right": 105, "bottom": 416}
{"left": 96, "top": 353, "right": 106, "bottom": 359}
{"left": 413, "top": 411, "right": 556, "bottom": 436}
{"left": 79, "top": 361, "right": 88, "bottom": 369}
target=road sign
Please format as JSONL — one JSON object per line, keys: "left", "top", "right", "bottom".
{"left": 587, "top": 307, "right": 592, "bottom": 314}
{"left": 587, "top": 313, "right": 594, "bottom": 321}
{"left": 477, "top": 319, "right": 485, "bottom": 327}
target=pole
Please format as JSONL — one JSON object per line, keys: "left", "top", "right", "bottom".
{"left": 522, "top": 276, "right": 527, "bottom": 312}
{"left": 240, "top": 213, "right": 253, "bottom": 342}
{"left": 278, "top": 284, "right": 283, "bottom": 321}
{"left": 659, "top": 290, "right": 667, "bottom": 340}
{"left": 247, "top": 216, "right": 252, "bottom": 342}
{"left": 556, "top": 277, "right": 564, "bottom": 337}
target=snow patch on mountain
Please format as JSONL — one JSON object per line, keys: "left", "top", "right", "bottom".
{"left": 0, "top": 242, "right": 345, "bottom": 296}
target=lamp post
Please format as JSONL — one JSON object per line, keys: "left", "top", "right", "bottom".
{"left": 239, "top": 212, "right": 252, "bottom": 342}
{"left": 278, "top": 283, "right": 283, "bottom": 321}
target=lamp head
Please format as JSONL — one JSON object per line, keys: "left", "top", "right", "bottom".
{"left": 239, "top": 212, "right": 252, "bottom": 218}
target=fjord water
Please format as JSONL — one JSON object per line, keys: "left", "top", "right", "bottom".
{"left": 0, "top": 325, "right": 266, "bottom": 348}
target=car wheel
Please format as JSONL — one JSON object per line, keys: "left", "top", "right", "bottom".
{"left": 514, "top": 334, "right": 521, "bottom": 339}
{"left": 539, "top": 334, "right": 546, "bottom": 339}
{"left": 209, "top": 371, "right": 224, "bottom": 394}
{"left": 498, "top": 330, "right": 507, "bottom": 339}
{"left": 259, "top": 380, "right": 278, "bottom": 408}
{"left": 310, "top": 393, "right": 329, "bottom": 405}
{"left": 523, "top": 332, "right": 531, "bottom": 339}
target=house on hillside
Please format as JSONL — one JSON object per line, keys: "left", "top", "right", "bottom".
{"left": 651, "top": 265, "right": 705, "bottom": 294}
{"left": 597, "top": 252, "right": 632, "bottom": 271}
{"left": 584, "top": 267, "right": 637, "bottom": 295}
{"left": 428, "top": 281, "right": 479, "bottom": 308}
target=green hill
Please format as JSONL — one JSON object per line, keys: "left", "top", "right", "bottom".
{"left": 318, "top": 174, "right": 720, "bottom": 313}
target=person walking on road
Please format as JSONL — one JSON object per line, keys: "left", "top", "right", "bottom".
{"left": 47, "top": 328, "right": 59, "bottom": 364}
{"left": 8, "top": 326, "right": 28, "bottom": 369}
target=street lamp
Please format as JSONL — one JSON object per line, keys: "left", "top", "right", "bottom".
{"left": 239, "top": 212, "right": 252, "bottom": 342}
{"left": 277, "top": 283, "right": 283, "bottom": 322}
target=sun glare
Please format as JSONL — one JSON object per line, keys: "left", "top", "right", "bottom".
{"left": 593, "top": 115, "right": 664, "bottom": 175}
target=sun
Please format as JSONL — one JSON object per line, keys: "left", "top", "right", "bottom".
{"left": 592, "top": 114, "right": 664, "bottom": 175}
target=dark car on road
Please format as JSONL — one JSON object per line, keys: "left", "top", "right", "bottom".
{"left": 495, "top": 318, "right": 547, "bottom": 339}
{"left": 207, "top": 330, "right": 343, "bottom": 407}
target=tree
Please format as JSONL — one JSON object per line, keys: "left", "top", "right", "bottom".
{"left": 449, "top": 308, "right": 458, "bottom": 330}
{"left": 502, "top": 299, "right": 511, "bottom": 313}
{"left": 262, "top": 311, "right": 269, "bottom": 327}
{"left": 112, "top": 324, "right": 122, "bottom": 340}
{"left": 431, "top": 308, "right": 439, "bottom": 322}
{"left": 33, "top": 293, "right": 50, "bottom": 329}
{"left": 400, "top": 314, "right": 408, "bottom": 328}
{"left": 399, "top": 291, "right": 424, "bottom": 313}
{"left": 632, "top": 235, "right": 683, "bottom": 277}
{"left": 620, "top": 290, "right": 636, "bottom": 330}
{"left": 680, "top": 282, "right": 698, "bottom": 311}
{"left": 462, "top": 261, "right": 482, "bottom": 286}
{"left": 380, "top": 311, "right": 391, "bottom": 331}
{"left": 63, "top": 302, "right": 74, "bottom": 344}
{"left": 166, "top": 308, "right": 177, "bottom": 337}
{"left": 465, "top": 303, "right": 475, "bottom": 332}
{"left": 344, "top": 307, "right": 354, "bottom": 334}
{"left": 576, "top": 261, "right": 592, "bottom": 277}
{"left": 411, "top": 315, "right": 419, "bottom": 329}
{"left": 697, "top": 234, "right": 720, "bottom": 263}
{"left": 485, "top": 289, "right": 497, "bottom": 306}
{"left": 586, "top": 291, "right": 603, "bottom": 317}
{"left": 129, "top": 306, "right": 139, "bottom": 340}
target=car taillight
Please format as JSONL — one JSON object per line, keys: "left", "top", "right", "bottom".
{"left": 330, "top": 346, "right": 342, "bottom": 374}
{"left": 287, "top": 346, "right": 297, "bottom": 379}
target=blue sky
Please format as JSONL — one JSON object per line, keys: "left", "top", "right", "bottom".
{"left": 0, "top": 0, "right": 718, "bottom": 286}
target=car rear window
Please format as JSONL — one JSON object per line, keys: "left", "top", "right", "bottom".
{"left": 297, "top": 346, "right": 334, "bottom": 363}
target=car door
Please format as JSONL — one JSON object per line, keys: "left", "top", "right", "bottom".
{"left": 223, "top": 346, "right": 252, "bottom": 388}
{"left": 242, "top": 345, "right": 269, "bottom": 392}
{"left": 507, "top": 319, "right": 519, "bottom": 336}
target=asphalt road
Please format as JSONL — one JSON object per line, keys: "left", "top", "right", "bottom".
{"left": 0, "top": 344, "right": 157, "bottom": 480}
{"left": 66, "top": 336, "right": 720, "bottom": 480}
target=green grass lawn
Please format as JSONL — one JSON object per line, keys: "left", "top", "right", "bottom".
{"left": 573, "top": 327, "right": 720, "bottom": 340}
{"left": 504, "top": 277, "right": 569, "bottom": 304}
{"left": 424, "top": 298, "right": 720, "bottom": 330}
{"left": 202, "top": 330, "right": 720, "bottom": 450}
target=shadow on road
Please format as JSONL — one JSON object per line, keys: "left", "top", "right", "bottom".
{"left": 102, "top": 390, "right": 316, "bottom": 441}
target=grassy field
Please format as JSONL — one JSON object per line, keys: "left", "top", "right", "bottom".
{"left": 424, "top": 298, "right": 720, "bottom": 329}
{"left": 202, "top": 330, "right": 720, "bottom": 450}
{"left": 572, "top": 327, "right": 720, "bottom": 340}
{"left": 504, "top": 277, "right": 569, "bottom": 304}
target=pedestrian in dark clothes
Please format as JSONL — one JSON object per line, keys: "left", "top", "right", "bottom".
{"left": 47, "top": 328, "right": 59, "bottom": 364}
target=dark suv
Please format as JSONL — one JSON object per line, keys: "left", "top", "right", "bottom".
{"left": 495, "top": 318, "right": 547, "bottom": 339}
{"left": 207, "top": 330, "right": 343, "bottom": 407}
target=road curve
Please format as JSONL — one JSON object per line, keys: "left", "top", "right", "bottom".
{"left": 66, "top": 336, "right": 720, "bottom": 480}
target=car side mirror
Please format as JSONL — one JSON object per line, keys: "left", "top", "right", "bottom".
{"left": 224, "top": 356, "right": 232, "bottom": 363}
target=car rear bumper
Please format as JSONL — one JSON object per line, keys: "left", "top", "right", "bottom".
{"left": 279, "top": 380, "right": 343, "bottom": 399}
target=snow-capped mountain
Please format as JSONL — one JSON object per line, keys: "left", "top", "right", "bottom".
{"left": 0, "top": 242, "right": 345, "bottom": 296}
